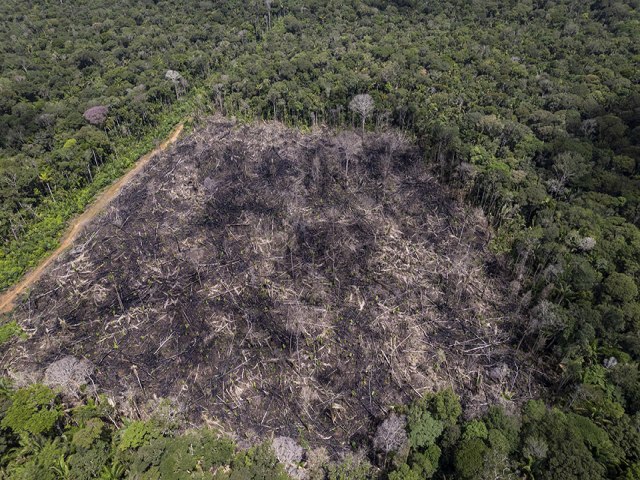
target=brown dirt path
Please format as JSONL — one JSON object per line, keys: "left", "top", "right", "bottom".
{"left": 0, "top": 122, "right": 185, "bottom": 314}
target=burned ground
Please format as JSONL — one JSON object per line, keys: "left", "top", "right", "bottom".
{"left": 3, "top": 117, "right": 542, "bottom": 452}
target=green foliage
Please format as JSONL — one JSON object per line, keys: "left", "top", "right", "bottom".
{"left": 603, "top": 273, "right": 638, "bottom": 304}
{"left": 392, "top": 399, "right": 637, "bottom": 480}
{"left": 408, "top": 444, "right": 441, "bottom": 478}
{"left": 522, "top": 408, "right": 612, "bottom": 480}
{"left": 387, "top": 463, "right": 422, "bottom": 480}
{"left": 484, "top": 407, "right": 521, "bottom": 450}
{"left": 72, "top": 418, "right": 105, "bottom": 449}
{"left": 156, "top": 431, "right": 234, "bottom": 479}
{"left": 406, "top": 401, "right": 445, "bottom": 449}
{"left": 11, "top": 439, "right": 66, "bottom": 480}
{"left": 462, "top": 420, "right": 488, "bottom": 441}
{"left": 0, "top": 380, "right": 288, "bottom": 480}
{"left": 226, "top": 443, "right": 290, "bottom": 480}
{"left": 63, "top": 138, "right": 77, "bottom": 149}
{"left": 67, "top": 440, "right": 110, "bottom": 480}
{"left": 567, "top": 414, "right": 622, "bottom": 466}
{"left": 486, "top": 429, "right": 510, "bottom": 453}
{"left": 522, "top": 400, "right": 547, "bottom": 422}
{"left": 126, "top": 436, "right": 169, "bottom": 477}
{"left": 71, "top": 397, "right": 115, "bottom": 426}
{"left": 325, "top": 452, "right": 373, "bottom": 480}
{"left": 388, "top": 444, "right": 441, "bottom": 480}
{"left": 0, "top": 320, "right": 23, "bottom": 345}
{"left": 1, "top": 385, "right": 62, "bottom": 436}
{"left": 118, "top": 420, "right": 162, "bottom": 451}
{"left": 454, "top": 438, "right": 487, "bottom": 479}
{"left": 621, "top": 463, "right": 640, "bottom": 480}
{"left": 0, "top": 0, "right": 639, "bottom": 477}
{"left": 427, "top": 389, "right": 462, "bottom": 427}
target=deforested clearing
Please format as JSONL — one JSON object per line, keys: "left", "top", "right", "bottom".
{"left": 3, "top": 117, "right": 542, "bottom": 450}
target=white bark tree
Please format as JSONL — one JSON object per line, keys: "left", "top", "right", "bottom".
{"left": 165, "top": 70, "right": 188, "bottom": 100}
{"left": 264, "top": 0, "right": 272, "bottom": 29}
{"left": 349, "top": 93, "right": 375, "bottom": 135}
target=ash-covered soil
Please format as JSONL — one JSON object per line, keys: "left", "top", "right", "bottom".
{"left": 3, "top": 117, "right": 541, "bottom": 451}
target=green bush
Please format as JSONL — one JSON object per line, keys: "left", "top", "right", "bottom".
{"left": 67, "top": 440, "right": 111, "bottom": 480}
{"left": 483, "top": 407, "right": 521, "bottom": 451}
{"left": 0, "top": 321, "right": 23, "bottom": 346}
{"left": 157, "top": 431, "right": 234, "bottom": 479}
{"left": 603, "top": 273, "right": 638, "bottom": 304}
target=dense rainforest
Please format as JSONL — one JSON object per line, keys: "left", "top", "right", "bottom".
{"left": 1, "top": 0, "right": 640, "bottom": 478}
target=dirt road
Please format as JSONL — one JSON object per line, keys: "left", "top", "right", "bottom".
{"left": 0, "top": 122, "right": 185, "bottom": 314}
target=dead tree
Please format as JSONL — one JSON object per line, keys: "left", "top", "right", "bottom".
{"left": 265, "top": 0, "right": 272, "bottom": 29}
{"left": 165, "top": 70, "right": 188, "bottom": 100}
{"left": 349, "top": 94, "right": 375, "bottom": 135}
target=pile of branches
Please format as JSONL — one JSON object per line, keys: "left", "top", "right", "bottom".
{"left": 5, "top": 116, "right": 541, "bottom": 451}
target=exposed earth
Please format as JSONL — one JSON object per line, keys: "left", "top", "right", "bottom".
{"left": 1, "top": 117, "right": 543, "bottom": 452}
{"left": 0, "top": 122, "right": 185, "bottom": 314}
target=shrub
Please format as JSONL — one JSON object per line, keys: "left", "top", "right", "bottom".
{"left": 0, "top": 320, "right": 23, "bottom": 346}
{"left": 388, "top": 463, "right": 422, "bottom": 480}
{"left": 389, "top": 426, "right": 442, "bottom": 479}
{"left": 6, "top": 438, "right": 66, "bottom": 480}
{"left": 67, "top": 440, "right": 111, "bottom": 480}
{"left": 483, "top": 407, "right": 521, "bottom": 449}
{"left": 408, "top": 444, "right": 441, "bottom": 478}
{"left": 522, "top": 400, "right": 547, "bottom": 422}
{"left": 158, "top": 431, "right": 235, "bottom": 478}
{"left": 228, "top": 442, "right": 290, "bottom": 480}
{"left": 325, "top": 451, "right": 373, "bottom": 480}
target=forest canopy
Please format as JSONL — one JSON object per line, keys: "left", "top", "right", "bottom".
{"left": 1, "top": 0, "right": 640, "bottom": 478}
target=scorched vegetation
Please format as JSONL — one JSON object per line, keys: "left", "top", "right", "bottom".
{"left": 3, "top": 118, "right": 538, "bottom": 451}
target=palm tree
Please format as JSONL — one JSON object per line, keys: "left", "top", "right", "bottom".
{"left": 38, "top": 168, "right": 56, "bottom": 202}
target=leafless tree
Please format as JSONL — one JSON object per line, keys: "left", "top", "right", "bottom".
{"left": 165, "top": 70, "right": 188, "bottom": 100}
{"left": 265, "top": 0, "right": 272, "bottom": 29}
{"left": 44, "top": 356, "right": 94, "bottom": 396}
{"left": 349, "top": 94, "right": 375, "bottom": 135}
{"left": 373, "top": 413, "right": 408, "bottom": 455}
{"left": 272, "top": 437, "right": 304, "bottom": 479}
{"left": 482, "top": 449, "right": 519, "bottom": 480}
{"left": 335, "top": 131, "right": 360, "bottom": 183}
{"left": 520, "top": 300, "right": 565, "bottom": 351}
{"left": 380, "top": 131, "right": 409, "bottom": 180}
{"left": 213, "top": 83, "right": 225, "bottom": 113}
